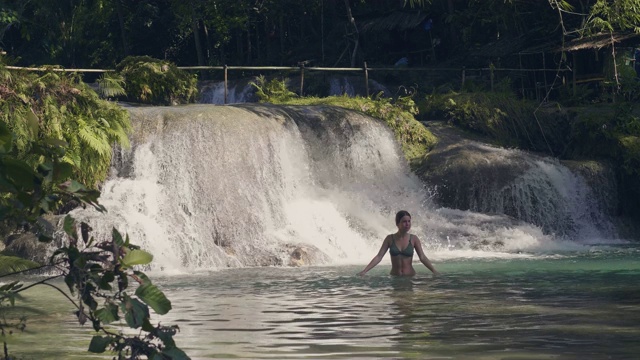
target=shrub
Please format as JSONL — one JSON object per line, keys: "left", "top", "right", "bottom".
{"left": 0, "top": 64, "right": 131, "bottom": 188}
{"left": 116, "top": 56, "right": 198, "bottom": 105}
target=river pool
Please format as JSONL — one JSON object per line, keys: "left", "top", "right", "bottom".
{"left": 8, "top": 246, "right": 640, "bottom": 359}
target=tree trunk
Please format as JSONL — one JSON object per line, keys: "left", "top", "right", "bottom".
{"left": 279, "top": 15, "right": 284, "bottom": 65}
{"left": 344, "top": 0, "right": 359, "bottom": 67}
{"left": 447, "top": 0, "right": 456, "bottom": 47}
{"left": 246, "top": 17, "right": 252, "bottom": 64}
{"left": 190, "top": 1, "right": 205, "bottom": 67}
{"left": 321, "top": 0, "right": 325, "bottom": 64}
{"left": 114, "top": 0, "right": 128, "bottom": 56}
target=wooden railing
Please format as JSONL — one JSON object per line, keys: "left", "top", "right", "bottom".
{"left": 5, "top": 63, "right": 572, "bottom": 104}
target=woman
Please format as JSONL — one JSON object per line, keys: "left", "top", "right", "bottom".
{"left": 358, "top": 210, "right": 439, "bottom": 276}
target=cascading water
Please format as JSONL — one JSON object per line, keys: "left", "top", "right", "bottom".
{"left": 199, "top": 79, "right": 258, "bottom": 104}
{"left": 71, "top": 104, "right": 617, "bottom": 272}
{"left": 198, "top": 76, "right": 390, "bottom": 105}
{"left": 418, "top": 125, "right": 618, "bottom": 241}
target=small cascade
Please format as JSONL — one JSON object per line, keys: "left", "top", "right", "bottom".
{"left": 420, "top": 127, "right": 617, "bottom": 240}
{"left": 198, "top": 76, "right": 391, "bottom": 105}
{"left": 71, "top": 105, "right": 619, "bottom": 272}
{"left": 199, "top": 79, "right": 257, "bottom": 104}
{"left": 328, "top": 76, "right": 390, "bottom": 97}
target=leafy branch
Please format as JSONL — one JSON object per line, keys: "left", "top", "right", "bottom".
{"left": 0, "top": 76, "right": 189, "bottom": 359}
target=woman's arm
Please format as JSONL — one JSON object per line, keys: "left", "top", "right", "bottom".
{"left": 414, "top": 236, "right": 439, "bottom": 275}
{"left": 358, "top": 235, "right": 390, "bottom": 276}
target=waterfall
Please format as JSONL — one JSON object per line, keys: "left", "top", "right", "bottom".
{"left": 71, "top": 104, "right": 617, "bottom": 272}
{"left": 198, "top": 76, "right": 391, "bottom": 105}
{"left": 198, "top": 80, "right": 257, "bottom": 104}
{"left": 419, "top": 131, "right": 618, "bottom": 241}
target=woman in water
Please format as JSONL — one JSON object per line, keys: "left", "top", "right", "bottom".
{"left": 358, "top": 210, "right": 439, "bottom": 276}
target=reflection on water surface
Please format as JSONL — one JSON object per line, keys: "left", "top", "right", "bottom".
{"left": 9, "top": 251, "right": 640, "bottom": 359}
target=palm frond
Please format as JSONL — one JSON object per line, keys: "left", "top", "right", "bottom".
{"left": 0, "top": 255, "right": 39, "bottom": 276}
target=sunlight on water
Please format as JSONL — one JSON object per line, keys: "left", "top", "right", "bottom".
{"left": 7, "top": 249, "right": 640, "bottom": 359}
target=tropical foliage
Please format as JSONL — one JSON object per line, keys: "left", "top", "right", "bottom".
{"left": 426, "top": 90, "right": 570, "bottom": 154}
{"left": 116, "top": 56, "right": 198, "bottom": 105}
{"left": 0, "top": 0, "right": 572, "bottom": 69}
{"left": 0, "top": 90, "right": 188, "bottom": 360}
{"left": 0, "top": 64, "right": 131, "bottom": 188}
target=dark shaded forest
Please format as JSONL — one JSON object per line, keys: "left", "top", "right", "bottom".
{"left": 3, "top": 0, "right": 635, "bottom": 71}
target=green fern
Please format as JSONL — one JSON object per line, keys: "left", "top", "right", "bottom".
{"left": 0, "top": 65, "right": 132, "bottom": 188}
{"left": 97, "top": 72, "right": 126, "bottom": 98}
{"left": 78, "top": 125, "right": 111, "bottom": 157}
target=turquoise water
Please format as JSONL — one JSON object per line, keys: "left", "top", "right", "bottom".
{"left": 7, "top": 247, "right": 640, "bottom": 359}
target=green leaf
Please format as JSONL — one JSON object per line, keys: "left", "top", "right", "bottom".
{"left": 53, "top": 161, "right": 74, "bottom": 183}
{"left": 0, "top": 158, "right": 38, "bottom": 191}
{"left": 95, "top": 303, "right": 119, "bottom": 324}
{"left": 121, "top": 249, "right": 153, "bottom": 267}
{"left": 59, "top": 179, "right": 87, "bottom": 194}
{"left": 80, "top": 222, "right": 91, "bottom": 244}
{"left": 136, "top": 282, "right": 172, "bottom": 315}
{"left": 26, "top": 108, "right": 40, "bottom": 138}
{"left": 88, "top": 335, "right": 112, "bottom": 353}
{"left": 98, "top": 271, "right": 115, "bottom": 290}
{"left": 159, "top": 347, "right": 190, "bottom": 360}
{"left": 0, "top": 122, "right": 12, "bottom": 153}
{"left": 133, "top": 270, "right": 151, "bottom": 284}
{"left": 43, "top": 137, "right": 68, "bottom": 148}
{"left": 63, "top": 215, "right": 78, "bottom": 240}
{"left": 0, "top": 281, "right": 22, "bottom": 292}
{"left": 121, "top": 296, "right": 149, "bottom": 329}
{"left": 112, "top": 228, "right": 124, "bottom": 246}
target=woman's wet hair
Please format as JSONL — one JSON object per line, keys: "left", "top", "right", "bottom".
{"left": 395, "top": 210, "right": 411, "bottom": 225}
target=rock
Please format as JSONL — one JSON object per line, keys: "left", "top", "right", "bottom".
{"left": 4, "top": 232, "right": 49, "bottom": 264}
{"left": 286, "top": 244, "right": 328, "bottom": 267}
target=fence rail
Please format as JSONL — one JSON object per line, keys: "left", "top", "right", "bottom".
{"left": 5, "top": 63, "right": 573, "bottom": 104}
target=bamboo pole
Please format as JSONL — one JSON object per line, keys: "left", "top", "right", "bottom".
{"left": 572, "top": 52, "right": 577, "bottom": 97}
{"left": 542, "top": 52, "right": 548, "bottom": 97}
{"left": 4, "top": 66, "right": 114, "bottom": 72}
{"left": 364, "top": 62, "right": 369, "bottom": 97}
{"left": 5, "top": 65, "right": 570, "bottom": 73}
{"left": 224, "top": 64, "right": 228, "bottom": 104}
{"left": 461, "top": 66, "right": 466, "bottom": 90}
{"left": 519, "top": 54, "right": 525, "bottom": 97}
{"left": 299, "top": 63, "right": 305, "bottom": 96}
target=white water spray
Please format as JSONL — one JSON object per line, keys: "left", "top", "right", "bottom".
{"left": 71, "top": 104, "right": 618, "bottom": 272}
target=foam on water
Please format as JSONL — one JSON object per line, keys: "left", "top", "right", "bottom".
{"left": 71, "top": 104, "right": 620, "bottom": 272}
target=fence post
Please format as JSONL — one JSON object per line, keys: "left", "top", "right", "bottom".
{"left": 572, "top": 52, "right": 577, "bottom": 97}
{"left": 299, "top": 63, "right": 305, "bottom": 96}
{"left": 461, "top": 66, "right": 466, "bottom": 90}
{"left": 542, "top": 52, "right": 548, "bottom": 98}
{"left": 364, "top": 61, "right": 369, "bottom": 97}
{"left": 490, "top": 63, "right": 495, "bottom": 92}
{"left": 223, "top": 64, "right": 228, "bottom": 104}
{"left": 519, "top": 53, "right": 525, "bottom": 98}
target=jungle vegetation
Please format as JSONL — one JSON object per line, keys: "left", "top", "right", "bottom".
{"left": 1, "top": 1, "right": 640, "bottom": 358}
